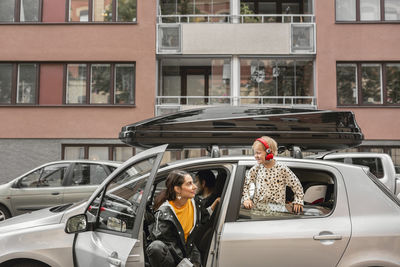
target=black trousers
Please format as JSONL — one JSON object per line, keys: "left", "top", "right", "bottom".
{"left": 146, "top": 240, "right": 177, "bottom": 267}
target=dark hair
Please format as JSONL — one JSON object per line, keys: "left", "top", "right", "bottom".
{"left": 197, "top": 170, "right": 216, "bottom": 188}
{"left": 153, "top": 170, "right": 189, "bottom": 210}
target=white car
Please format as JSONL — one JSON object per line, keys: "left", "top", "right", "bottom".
{"left": 1, "top": 145, "right": 400, "bottom": 267}
{"left": 0, "top": 160, "right": 120, "bottom": 221}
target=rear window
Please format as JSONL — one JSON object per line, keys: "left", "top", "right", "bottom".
{"left": 352, "top": 157, "right": 384, "bottom": 178}
{"left": 326, "top": 157, "right": 384, "bottom": 179}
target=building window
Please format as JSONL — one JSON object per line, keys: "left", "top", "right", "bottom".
{"left": 336, "top": 0, "right": 400, "bottom": 22}
{"left": 0, "top": 64, "right": 13, "bottom": 104}
{"left": 0, "top": 63, "right": 38, "bottom": 105}
{"left": 336, "top": 0, "right": 356, "bottom": 21}
{"left": 337, "top": 62, "right": 400, "bottom": 106}
{"left": 65, "top": 63, "right": 135, "bottom": 105}
{"left": 69, "top": 0, "right": 137, "bottom": 22}
{"left": 157, "top": 58, "right": 231, "bottom": 114}
{"left": 17, "top": 63, "right": 38, "bottom": 104}
{"left": 0, "top": 0, "right": 41, "bottom": 22}
{"left": 240, "top": 58, "right": 314, "bottom": 105}
{"left": 63, "top": 144, "right": 135, "bottom": 161}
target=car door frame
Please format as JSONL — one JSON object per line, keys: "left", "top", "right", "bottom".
{"left": 72, "top": 144, "right": 168, "bottom": 267}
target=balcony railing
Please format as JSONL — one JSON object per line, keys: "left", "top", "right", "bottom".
{"left": 155, "top": 96, "right": 316, "bottom": 115}
{"left": 158, "top": 14, "right": 315, "bottom": 24}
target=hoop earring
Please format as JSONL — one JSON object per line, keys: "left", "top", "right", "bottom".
{"left": 177, "top": 193, "right": 182, "bottom": 200}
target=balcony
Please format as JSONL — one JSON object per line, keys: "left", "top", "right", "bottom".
{"left": 155, "top": 95, "right": 316, "bottom": 116}
{"left": 157, "top": 14, "right": 315, "bottom": 55}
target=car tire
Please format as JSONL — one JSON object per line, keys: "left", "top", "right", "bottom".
{"left": 0, "top": 205, "right": 11, "bottom": 221}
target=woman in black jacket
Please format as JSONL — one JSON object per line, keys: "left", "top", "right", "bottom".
{"left": 146, "top": 170, "right": 219, "bottom": 267}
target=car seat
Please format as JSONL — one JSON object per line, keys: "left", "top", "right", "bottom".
{"left": 304, "top": 184, "right": 327, "bottom": 204}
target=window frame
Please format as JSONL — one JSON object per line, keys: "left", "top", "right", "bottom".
{"left": 0, "top": 62, "right": 39, "bottom": 105}
{"left": 67, "top": 0, "right": 137, "bottom": 23}
{"left": 335, "top": 0, "right": 400, "bottom": 23}
{"left": 336, "top": 61, "right": 400, "bottom": 107}
{"left": 63, "top": 63, "right": 136, "bottom": 106}
{"left": 0, "top": 0, "right": 42, "bottom": 23}
{"left": 62, "top": 144, "right": 136, "bottom": 161}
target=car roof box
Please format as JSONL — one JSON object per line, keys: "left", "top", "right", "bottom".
{"left": 119, "top": 107, "right": 364, "bottom": 151}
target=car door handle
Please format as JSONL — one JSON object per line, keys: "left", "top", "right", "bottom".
{"left": 51, "top": 192, "right": 60, "bottom": 195}
{"left": 107, "top": 251, "right": 121, "bottom": 267}
{"left": 313, "top": 234, "right": 342, "bottom": 240}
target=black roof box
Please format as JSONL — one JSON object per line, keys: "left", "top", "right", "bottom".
{"left": 119, "top": 107, "right": 363, "bottom": 151}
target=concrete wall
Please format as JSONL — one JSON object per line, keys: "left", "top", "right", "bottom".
{"left": 182, "top": 23, "right": 291, "bottom": 54}
{"left": 315, "top": 1, "right": 400, "bottom": 141}
{"left": 0, "top": 138, "right": 124, "bottom": 184}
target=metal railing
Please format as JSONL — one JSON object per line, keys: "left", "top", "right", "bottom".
{"left": 158, "top": 14, "right": 315, "bottom": 24}
{"left": 155, "top": 95, "right": 316, "bottom": 115}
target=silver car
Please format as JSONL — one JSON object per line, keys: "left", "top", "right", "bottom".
{"left": 0, "top": 145, "right": 400, "bottom": 267}
{"left": 0, "top": 160, "right": 120, "bottom": 221}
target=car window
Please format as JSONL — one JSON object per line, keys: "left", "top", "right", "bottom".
{"left": 352, "top": 157, "right": 384, "bottom": 178}
{"left": 71, "top": 163, "right": 109, "bottom": 186}
{"left": 238, "top": 166, "right": 335, "bottom": 221}
{"left": 38, "top": 163, "right": 69, "bottom": 187}
{"left": 87, "top": 157, "right": 156, "bottom": 235}
{"left": 19, "top": 169, "right": 41, "bottom": 187}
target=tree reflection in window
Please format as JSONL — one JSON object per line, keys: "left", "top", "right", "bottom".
{"left": 361, "top": 64, "right": 382, "bottom": 104}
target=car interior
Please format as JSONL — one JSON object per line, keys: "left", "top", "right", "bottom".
{"left": 238, "top": 167, "right": 335, "bottom": 221}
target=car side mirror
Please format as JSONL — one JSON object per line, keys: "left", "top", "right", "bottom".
{"left": 65, "top": 214, "right": 88, "bottom": 234}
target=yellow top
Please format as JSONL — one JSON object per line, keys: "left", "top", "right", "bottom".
{"left": 169, "top": 199, "right": 194, "bottom": 242}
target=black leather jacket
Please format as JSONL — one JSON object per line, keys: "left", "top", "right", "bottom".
{"left": 148, "top": 198, "right": 210, "bottom": 266}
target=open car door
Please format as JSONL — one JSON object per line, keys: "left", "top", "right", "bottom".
{"left": 72, "top": 145, "right": 167, "bottom": 267}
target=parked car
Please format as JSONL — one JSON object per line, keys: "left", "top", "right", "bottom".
{"left": 0, "top": 160, "right": 121, "bottom": 221}
{"left": 0, "top": 145, "right": 399, "bottom": 267}
{"left": 310, "top": 152, "right": 400, "bottom": 199}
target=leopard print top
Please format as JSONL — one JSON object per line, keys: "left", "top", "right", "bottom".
{"left": 242, "top": 161, "right": 304, "bottom": 208}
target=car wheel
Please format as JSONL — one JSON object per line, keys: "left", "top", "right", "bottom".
{"left": 0, "top": 205, "right": 11, "bottom": 221}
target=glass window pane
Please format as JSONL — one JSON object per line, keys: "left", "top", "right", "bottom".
{"left": 337, "top": 64, "right": 358, "bottom": 105}
{"left": 117, "top": 0, "right": 137, "bottom": 22}
{"left": 361, "top": 64, "right": 382, "bottom": 104}
{"left": 113, "top": 147, "right": 134, "bottom": 162}
{"left": 95, "top": 157, "right": 156, "bottom": 233}
{"left": 17, "top": 64, "right": 37, "bottom": 104}
{"left": 259, "top": 2, "right": 276, "bottom": 14}
{"left": 385, "top": 0, "right": 400, "bottom": 20}
{"left": 69, "top": 0, "right": 89, "bottom": 22}
{"left": 20, "top": 0, "right": 40, "bottom": 22}
{"left": 195, "top": 0, "right": 211, "bottom": 14}
{"left": 67, "top": 64, "right": 87, "bottom": 104}
{"left": 115, "top": 64, "right": 135, "bottom": 104}
{"left": 213, "top": 0, "right": 229, "bottom": 14}
{"left": 93, "top": 0, "right": 113, "bottom": 22}
{"left": 0, "top": 0, "right": 15, "bottom": 22}
{"left": 336, "top": 0, "right": 356, "bottom": 21}
{"left": 210, "top": 59, "right": 230, "bottom": 104}
{"left": 64, "top": 146, "right": 85, "bottom": 159}
{"left": 386, "top": 64, "right": 400, "bottom": 104}
{"left": 91, "top": 64, "right": 111, "bottom": 104}
{"left": 89, "top": 146, "right": 109, "bottom": 160}
{"left": 295, "top": 60, "right": 314, "bottom": 104}
{"left": 282, "top": 3, "right": 299, "bottom": 14}
{"left": 39, "top": 163, "right": 69, "bottom": 187}
{"left": 360, "top": 0, "right": 381, "bottom": 21}
{"left": 20, "top": 169, "right": 41, "bottom": 187}
{"left": 0, "top": 64, "right": 13, "bottom": 104}
{"left": 71, "top": 163, "right": 108, "bottom": 185}
{"left": 352, "top": 157, "right": 384, "bottom": 178}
